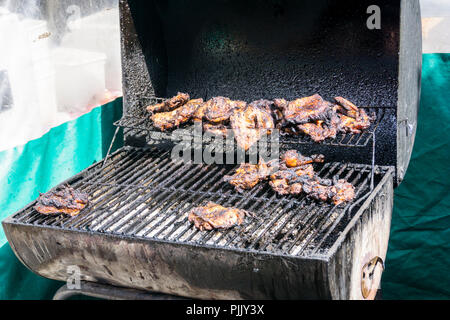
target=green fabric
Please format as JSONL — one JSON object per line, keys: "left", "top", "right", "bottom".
{"left": 0, "top": 55, "right": 449, "bottom": 300}
{"left": 0, "top": 98, "right": 123, "bottom": 299}
{"left": 381, "top": 53, "right": 450, "bottom": 299}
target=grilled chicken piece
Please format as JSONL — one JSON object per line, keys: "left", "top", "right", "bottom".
{"left": 35, "top": 185, "right": 89, "bottom": 217}
{"left": 269, "top": 165, "right": 316, "bottom": 195}
{"left": 188, "top": 202, "right": 248, "bottom": 231}
{"left": 282, "top": 94, "right": 333, "bottom": 125}
{"left": 151, "top": 98, "right": 204, "bottom": 131}
{"left": 200, "top": 97, "right": 246, "bottom": 123}
{"left": 334, "top": 97, "right": 360, "bottom": 118}
{"left": 334, "top": 97, "right": 373, "bottom": 134}
{"left": 203, "top": 122, "right": 229, "bottom": 138}
{"left": 230, "top": 104, "right": 275, "bottom": 151}
{"left": 298, "top": 120, "right": 338, "bottom": 142}
{"left": 224, "top": 159, "right": 277, "bottom": 193}
{"left": 302, "top": 177, "right": 356, "bottom": 205}
{"left": 302, "top": 177, "right": 335, "bottom": 202}
{"left": 339, "top": 113, "right": 372, "bottom": 134}
{"left": 281, "top": 150, "right": 325, "bottom": 168}
{"left": 146, "top": 92, "right": 190, "bottom": 113}
{"left": 151, "top": 111, "right": 178, "bottom": 131}
{"left": 332, "top": 179, "right": 356, "bottom": 205}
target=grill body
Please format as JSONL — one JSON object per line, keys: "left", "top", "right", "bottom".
{"left": 4, "top": 147, "right": 393, "bottom": 300}
{"left": 2, "top": 0, "right": 421, "bottom": 300}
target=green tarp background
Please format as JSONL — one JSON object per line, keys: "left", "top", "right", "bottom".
{"left": 0, "top": 54, "right": 449, "bottom": 300}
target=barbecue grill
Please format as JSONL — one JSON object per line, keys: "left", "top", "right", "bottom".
{"left": 2, "top": 0, "right": 422, "bottom": 300}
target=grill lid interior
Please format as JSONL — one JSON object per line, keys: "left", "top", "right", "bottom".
{"left": 119, "top": 0, "right": 421, "bottom": 184}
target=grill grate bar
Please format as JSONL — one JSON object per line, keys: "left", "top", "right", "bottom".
{"left": 116, "top": 108, "right": 387, "bottom": 148}
{"left": 242, "top": 163, "right": 337, "bottom": 251}
{"left": 108, "top": 164, "right": 225, "bottom": 235}
{"left": 15, "top": 148, "right": 143, "bottom": 225}
{"left": 62, "top": 148, "right": 173, "bottom": 229}
{"left": 10, "top": 147, "right": 389, "bottom": 259}
{"left": 286, "top": 166, "right": 366, "bottom": 256}
{"left": 269, "top": 163, "right": 346, "bottom": 253}
{"left": 78, "top": 159, "right": 192, "bottom": 231}
{"left": 142, "top": 166, "right": 238, "bottom": 239}
{"left": 309, "top": 168, "right": 373, "bottom": 255}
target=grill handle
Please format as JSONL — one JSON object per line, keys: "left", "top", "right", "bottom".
{"left": 361, "top": 256, "right": 385, "bottom": 300}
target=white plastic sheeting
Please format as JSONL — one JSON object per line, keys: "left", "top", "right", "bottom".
{"left": 420, "top": 0, "right": 450, "bottom": 53}
{"left": 0, "top": 0, "right": 122, "bottom": 151}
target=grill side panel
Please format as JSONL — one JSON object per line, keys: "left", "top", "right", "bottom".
{"left": 2, "top": 223, "right": 331, "bottom": 300}
{"left": 326, "top": 169, "right": 394, "bottom": 300}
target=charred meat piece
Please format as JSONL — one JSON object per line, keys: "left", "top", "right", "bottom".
{"left": 332, "top": 179, "right": 356, "bottom": 205}
{"left": 334, "top": 97, "right": 359, "bottom": 118}
{"left": 339, "top": 112, "right": 372, "bottom": 134}
{"left": 203, "top": 122, "right": 229, "bottom": 138}
{"left": 281, "top": 150, "right": 325, "bottom": 168}
{"left": 146, "top": 92, "right": 190, "bottom": 113}
{"left": 249, "top": 100, "right": 283, "bottom": 125}
{"left": 334, "top": 97, "right": 373, "bottom": 134}
{"left": 34, "top": 185, "right": 89, "bottom": 217}
{"left": 230, "top": 104, "right": 275, "bottom": 151}
{"left": 298, "top": 120, "right": 338, "bottom": 142}
{"left": 302, "top": 177, "right": 335, "bottom": 202}
{"left": 188, "top": 202, "right": 248, "bottom": 231}
{"left": 269, "top": 165, "right": 315, "bottom": 195}
{"left": 151, "top": 98, "right": 204, "bottom": 131}
{"left": 282, "top": 94, "right": 333, "bottom": 125}
{"left": 202, "top": 97, "right": 246, "bottom": 123}
{"left": 302, "top": 177, "right": 356, "bottom": 205}
{"left": 224, "top": 159, "right": 277, "bottom": 193}
{"left": 151, "top": 111, "right": 178, "bottom": 131}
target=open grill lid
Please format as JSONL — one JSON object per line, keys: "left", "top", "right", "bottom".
{"left": 118, "top": 0, "right": 421, "bottom": 185}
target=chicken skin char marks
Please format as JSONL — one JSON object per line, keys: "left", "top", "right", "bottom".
{"left": 230, "top": 103, "right": 275, "bottom": 151}
{"left": 302, "top": 177, "right": 356, "bottom": 206}
{"left": 151, "top": 98, "right": 204, "bottom": 131}
{"left": 146, "top": 92, "right": 190, "bottom": 114}
{"left": 203, "top": 122, "right": 229, "bottom": 138}
{"left": 334, "top": 97, "right": 374, "bottom": 134}
{"left": 269, "top": 165, "right": 316, "bottom": 195}
{"left": 188, "top": 202, "right": 249, "bottom": 231}
{"left": 267, "top": 150, "right": 356, "bottom": 205}
{"left": 195, "top": 97, "right": 246, "bottom": 124}
{"left": 34, "top": 185, "right": 89, "bottom": 217}
{"left": 274, "top": 95, "right": 373, "bottom": 141}
{"left": 224, "top": 159, "right": 278, "bottom": 193}
{"left": 279, "top": 94, "right": 334, "bottom": 125}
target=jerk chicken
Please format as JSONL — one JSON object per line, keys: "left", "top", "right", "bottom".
{"left": 151, "top": 98, "right": 204, "bottom": 131}
{"left": 34, "top": 185, "right": 89, "bottom": 217}
{"left": 302, "top": 177, "right": 356, "bottom": 206}
{"left": 146, "top": 92, "right": 190, "bottom": 114}
{"left": 188, "top": 202, "right": 249, "bottom": 231}
{"left": 267, "top": 150, "right": 356, "bottom": 205}
{"left": 146, "top": 93, "right": 374, "bottom": 144}
{"left": 224, "top": 159, "right": 277, "bottom": 193}
{"left": 230, "top": 103, "right": 275, "bottom": 151}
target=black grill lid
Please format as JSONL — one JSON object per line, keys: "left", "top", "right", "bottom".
{"left": 119, "top": 0, "right": 421, "bottom": 185}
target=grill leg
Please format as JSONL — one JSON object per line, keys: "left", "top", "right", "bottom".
{"left": 53, "top": 281, "right": 186, "bottom": 300}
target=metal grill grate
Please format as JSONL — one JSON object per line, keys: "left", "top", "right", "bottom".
{"left": 11, "top": 147, "right": 388, "bottom": 258}
{"left": 115, "top": 105, "right": 389, "bottom": 147}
